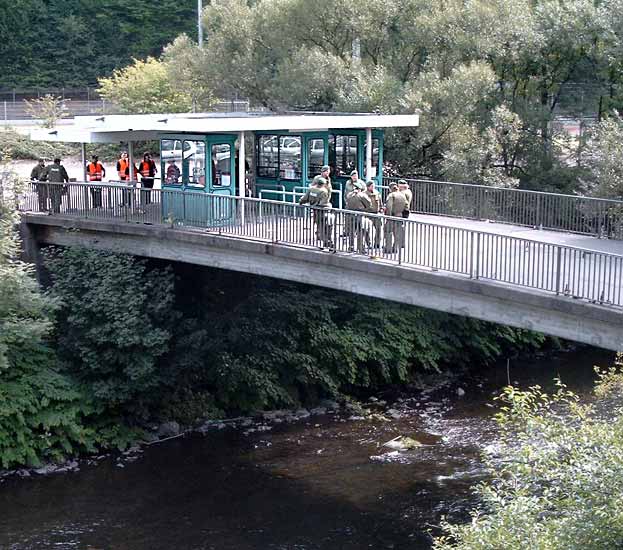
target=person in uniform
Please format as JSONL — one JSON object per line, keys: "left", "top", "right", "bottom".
{"left": 312, "top": 165, "right": 332, "bottom": 201}
{"left": 42, "top": 158, "right": 69, "bottom": 214}
{"left": 299, "top": 176, "right": 333, "bottom": 248}
{"left": 383, "top": 182, "right": 407, "bottom": 253}
{"left": 345, "top": 185, "right": 372, "bottom": 253}
{"left": 397, "top": 179, "right": 412, "bottom": 218}
{"left": 365, "top": 180, "right": 382, "bottom": 249}
{"left": 30, "top": 159, "right": 48, "bottom": 212}
{"left": 116, "top": 151, "right": 132, "bottom": 207}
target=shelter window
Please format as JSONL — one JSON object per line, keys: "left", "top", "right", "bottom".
{"left": 257, "top": 135, "right": 279, "bottom": 178}
{"left": 279, "top": 136, "right": 301, "bottom": 180}
{"left": 185, "top": 140, "right": 206, "bottom": 187}
{"left": 212, "top": 143, "right": 231, "bottom": 186}
{"left": 307, "top": 138, "right": 324, "bottom": 179}
{"left": 329, "top": 134, "right": 358, "bottom": 177}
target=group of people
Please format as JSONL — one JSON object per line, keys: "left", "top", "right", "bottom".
{"left": 30, "top": 151, "right": 160, "bottom": 212}
{"left": 299, "top": 165, "right": 413, "bottom": 254}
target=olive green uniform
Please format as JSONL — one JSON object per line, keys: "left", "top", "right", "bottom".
{"left": 300, "top": 184, "right": 332, "bottom": 247}
{"left": 345, "top": 190, "right": 372, "bottom": 252}
{"left": 42, "top": 162, "right": 69, "bottom": 213}
{"left": 366, "top": 188, "right": 382, "bottom": 248}
{"left": 312, "top": 174, "right": 332, "bottom": 200}
{"left": 30, "top": 162, "right": 48, "bottom": 211}
{"left": 384, "top": 190, "right": 407, "bottom": 253}
{"left": 399, "top": 186, "right": 413, "bottom": 218}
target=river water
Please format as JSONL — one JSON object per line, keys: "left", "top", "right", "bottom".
{"left": 0, "top": 348, "right": 614, "bottom": 550}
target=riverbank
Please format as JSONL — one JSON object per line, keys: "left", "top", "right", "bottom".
{"left": 0, "top": 347, "right": 614, "bottom": 550}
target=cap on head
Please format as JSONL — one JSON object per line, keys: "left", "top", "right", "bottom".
{"left": 54, "top": 158, "right": 61, "bottom": 164}
{"left": 321, "top": 165, "right": 330, "bottom": 173}
{"left": 397, "top": 179, "right": 407, "bottom": 186}
{"left": 389, "top": 182, "right": 398, "bottom": 190}
{"left": 316, "top": 177, "right": 327, "bottom": 186}
{"left": 350, "top": 170, "right": 358, "bottom": 177}
{"left": 355, "top": 180, "right": 365, "bottom": 191}
{"left": 366, "top": 180, "right": 375, "bottom": 187}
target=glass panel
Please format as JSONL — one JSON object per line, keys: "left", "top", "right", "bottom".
{"left": 279, "top": 135, "right": 301, "bottom": 180}
{"left": 184, "top": 140, "right": 206, "bottom": 187}
{"left": 212, "top": 143, "right": 231, "bottom": 186}
{"left": 333, "top": 135, "right": 357, "bottom": 177}
{"left": 164, "top": 158, "right": 182, "bottom": 185}
{"left": 307, "top": 138, "right": 324, "bottom": 179}
{"left": 257, "top": 135, "right": 278, "bottom": 178}
{"left": 161, "top": 139, "right": 182, "bottom": 161}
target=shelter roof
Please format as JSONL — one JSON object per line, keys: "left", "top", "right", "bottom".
{"left": 30, "top": 111, "right": 420, "bottom": 143}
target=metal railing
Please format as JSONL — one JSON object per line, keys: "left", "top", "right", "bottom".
{"left": 18, "top": 182, "right": 623, "bottom": 310}
{"left": 384, "top": 177, "right": 623, "bottom": 240}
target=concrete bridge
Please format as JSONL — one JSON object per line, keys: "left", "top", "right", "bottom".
{"left": 18, "top": 183, "right": 623, "bottom": 351}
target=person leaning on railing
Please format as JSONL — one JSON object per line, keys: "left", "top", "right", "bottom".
{"left": 299, "top": 176, "right": 333, "bottom": 248}
{"left": 383, "top": 182, "right": 407, "bottom": 253}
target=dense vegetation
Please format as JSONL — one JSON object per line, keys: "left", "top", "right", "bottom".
{"left": 94, "top": 0, "right": 623, "bottom": 196}
{"left": 0, "top": 0, "right": 196, "bottom": 88}
{"left": 435, "top": 356, "right": 623, "bottom": 549}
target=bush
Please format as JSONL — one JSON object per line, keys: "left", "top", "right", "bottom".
{"left": 434, "top": 353, "right": 623, "bottom": 550}
{"left": 0, "top": 128, "right": 77, "bottom": 160}
{"left": 44, "top": 247, "right": 179, "bottom": 416}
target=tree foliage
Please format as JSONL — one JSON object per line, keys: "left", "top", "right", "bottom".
{"left": 434, "top": 354, "right": 623, "bottom": 550}
{"left": 44, "top": 247, "right": 178, "bottom": 413}
{"left": 0, "top": 0, "right": 197, "bottom": 88}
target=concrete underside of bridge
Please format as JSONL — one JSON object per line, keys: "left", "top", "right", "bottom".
{"left": 21, "top": 215, "right": 623, "bottom": 351}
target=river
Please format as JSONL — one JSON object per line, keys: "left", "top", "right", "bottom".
{"left": 0, "top": 347, "right": 614, "bottom": 550}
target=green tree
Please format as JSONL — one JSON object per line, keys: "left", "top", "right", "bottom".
{"left": 434, "top": 354, "right": 623, "bottom": 550}
{"left": 97, "top": 57, "right": 194, "bottom": 113}
{"left": 44, "top": 248, "right": 178, "bottom": 413}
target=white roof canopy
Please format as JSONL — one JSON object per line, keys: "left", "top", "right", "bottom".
{"left": 30, "top": 112, "right": 420, "bottom": 143}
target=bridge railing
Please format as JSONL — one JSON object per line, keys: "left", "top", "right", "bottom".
{"left": 383, "top": 177, "right": 623, "bottom": 240}
{"left": 18, "top": 182, "right": 623, "bottom": 309}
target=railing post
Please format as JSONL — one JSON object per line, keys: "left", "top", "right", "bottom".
{"left": 474, "top": 232, "right": 481, "bottom": 280}
{"left": 398, "top": 221, "right": 404, "bottom": 265}
{"left": 555, "top": 246, "right": 562, "bottom": 295}
{"left": 469, "top": 232, "right": 474, "bottom": 278}
{"left": 535, "top": 193, "right": 541, "bottom": 229}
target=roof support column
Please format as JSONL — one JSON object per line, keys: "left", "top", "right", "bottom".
{"left": 81, "top": 142, "right": 87, "bottom": 182}
{"left": 238, "top": 131, "right": 245, "bottom": 226}
{"left": 128, "top": 141, "right": 136, "bottom": 181}
{"left": 365, "top": 128, "right": 372, "bottom": 182}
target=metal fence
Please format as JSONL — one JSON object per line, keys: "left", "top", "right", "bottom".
{"left": 19, "top": 182, "right": 623, "bottom": 310}
{"left": 384, "top": 177, "right": 623, "bottom": 240}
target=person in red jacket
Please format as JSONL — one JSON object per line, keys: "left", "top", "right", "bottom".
{"left": 137, "top": 152, "right": 157, "bottom": 205}
{"left": 86, "top": 155, "right": 106, "bottom": 208}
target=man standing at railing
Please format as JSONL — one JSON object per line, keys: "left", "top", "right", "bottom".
{"left": 30, "top": 158, "right": 48, "bottom": 212}
{"left": 384, "top": 182, "right": 407, "bottom": 253}
{"left": 137, "top": 152, "right": 157, "bottom": 206}
{"left": 116, "top": 151, "right": 131, "bottom": 207}
{"left": 312, "top": 165, "right": 332, "bottom": 200}
{"left": 299, "top": 176, "right": 333, "bottom": 248}
{"left": 86, "top": 155, "right": 106, "bottom": 208}
{"left": 365, "top": 180, "right": 382, "bottom": 249}
{"left": 397, "top": 179, "right": 412, "bottom": 218}
{"left": 42, "top": 158, "right": 69, "bottom": 214}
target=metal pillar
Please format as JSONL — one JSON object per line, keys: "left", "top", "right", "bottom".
{"left": 239, "top": 131, "right": 245, "bottom": 226}
{"left": 81, "top": 143, "right": 87, "bottom": 182}
{"left": 198, "top": 0, "right": 203, "bottom": 47}
{"left": 365, "top": 128, "right": 372, "bottom": 182}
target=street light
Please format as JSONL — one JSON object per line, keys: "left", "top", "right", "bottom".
{"left": 198, "top": 0, "right": 203, "bottom": 47}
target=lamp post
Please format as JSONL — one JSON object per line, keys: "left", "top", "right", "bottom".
{"left": 198, "top": 0, "right": 203, "bottom": 47}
